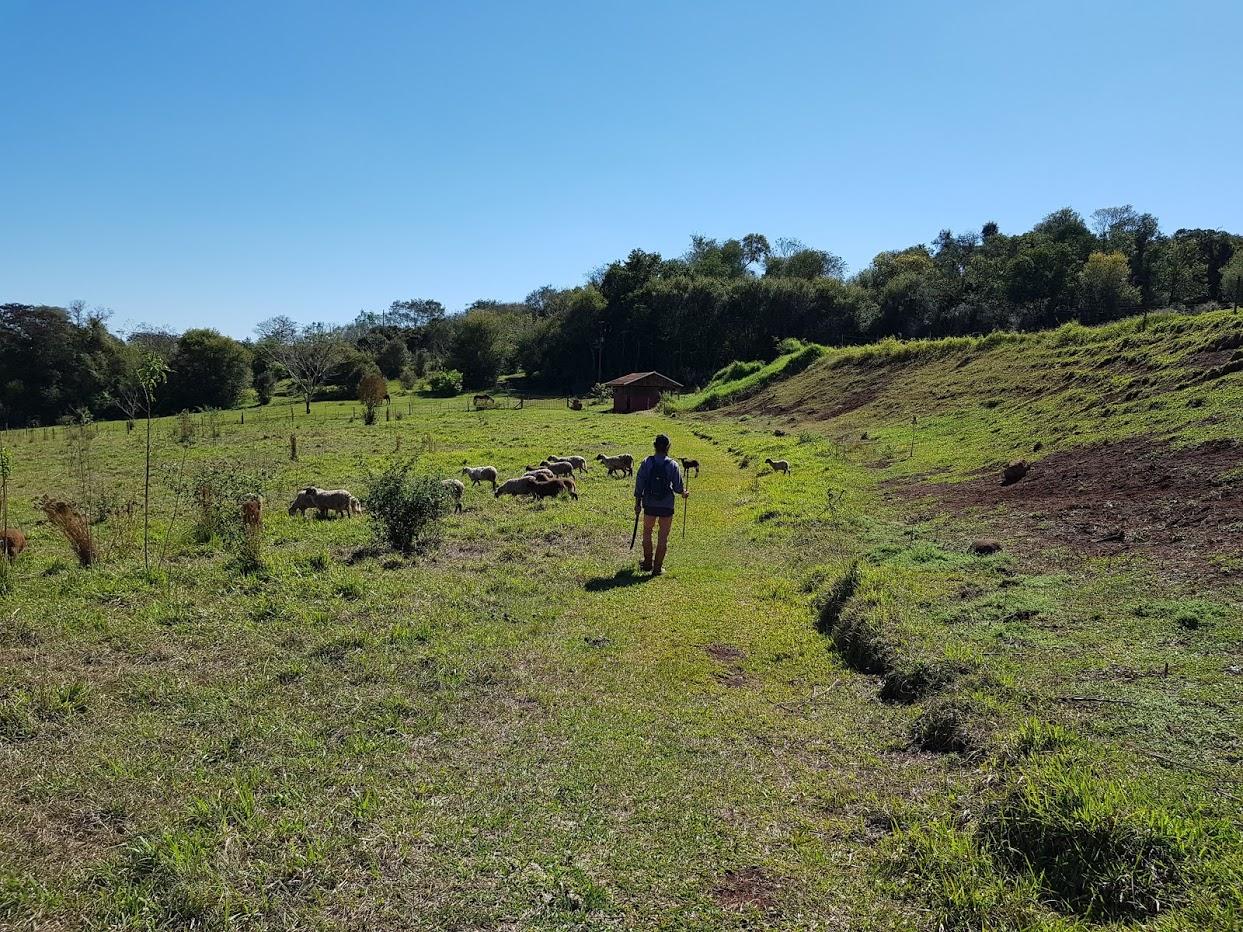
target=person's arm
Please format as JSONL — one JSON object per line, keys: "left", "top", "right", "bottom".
{"left": 671, "top": 461, "right": 687, "bottom": 497}
{"left": 633, "top": 459, "right": 646, "bottom": 512}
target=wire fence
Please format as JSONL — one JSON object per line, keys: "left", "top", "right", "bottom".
{"left": 0, "top": 395, "right": 594, "bottom": 446}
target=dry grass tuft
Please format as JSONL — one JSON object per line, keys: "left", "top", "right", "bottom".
{"left": 37, "top": 496, "right": 96, "bottom": 566}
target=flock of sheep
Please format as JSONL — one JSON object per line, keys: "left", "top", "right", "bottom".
{"left": 450, "top": 453, "right": 638, "bottom": 510}
{"left": 283, "top": 452, "right": 646, "bottom": 520}
{"left": 276, "top": 452, "right": 788, "bottom": 524}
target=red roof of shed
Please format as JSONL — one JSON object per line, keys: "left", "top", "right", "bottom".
{"left": 603, "top": 371, "right": 683, "bottom": 389}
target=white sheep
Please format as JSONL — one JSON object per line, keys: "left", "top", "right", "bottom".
{"left": 288, "top": 487, "right": 325, "bottom": 517}
{"left": 523, "top": 467, "right": 555, "bottom": 480}
{"left": 313, "top": 489, "right": 364, "bottom": 517}
{"left": 462, "top": 465, "right": 498, "bottom": 489}
{"left": 441, "top": 478, "right": 465, "bottom": 513}
{"left": 547, "top": 454, "right": 588, "bottom": 473}
{"left": 537, "top": 459, "right": 576, "bottom": 477}
{"left": 494, "top": 475, "right": 536, "bottom": 498}
{"left": 595, "top": 452, "right": 633, "bottom": 477}
{"left": 765, "top": 458, "right": 790, "bottom": 474}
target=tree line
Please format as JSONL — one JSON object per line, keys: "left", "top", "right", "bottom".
{"left": 3, "top": 205, "right": 1242, "bottom": 425}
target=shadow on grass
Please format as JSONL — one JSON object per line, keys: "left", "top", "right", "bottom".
{"left": 584, "top": 568, "right": 651, "bottom": 592}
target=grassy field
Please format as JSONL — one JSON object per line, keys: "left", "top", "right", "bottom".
{"left": 2, "top": 310, "right": 1241, "bottom": 929}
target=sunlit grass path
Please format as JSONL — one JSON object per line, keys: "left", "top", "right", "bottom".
{"left": 1, "top": 399, "right": 964, "bottom": 928}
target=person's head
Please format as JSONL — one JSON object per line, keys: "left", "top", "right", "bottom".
{"left": 654, "top": 433, "right": 670, "bottom": 454}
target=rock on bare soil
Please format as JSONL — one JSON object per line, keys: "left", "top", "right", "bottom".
{"left": 897, "top": 438, "right": 1242, "bottom": 580}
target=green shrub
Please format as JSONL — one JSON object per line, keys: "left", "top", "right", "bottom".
{"left": 363, "top": 460, "right": 451, "bottom": 553}
{"left": 884, "top": 819, "right": 1038, "bottom": 930}
{"left": 185, "top": 460, "right": 270, "bottom": 544}
{"left": 709, "top": 359, "right": 764, "bottom": 385}
{"left": 983, "top": 753, "right": 1203, "bottom": 920}
{"left": 425, "top": 370, "right": 463, "bottom": 397}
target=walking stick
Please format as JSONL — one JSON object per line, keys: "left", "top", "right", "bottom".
{"left": 681, "top": 473, "right": 690, "bottom": 541}
{"left": 629, "top": 507, "right": 640, "bottom": 551}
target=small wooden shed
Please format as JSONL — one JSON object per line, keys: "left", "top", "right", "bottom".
{"left": 603, "top": 371, "right": 683, "bottom": 413}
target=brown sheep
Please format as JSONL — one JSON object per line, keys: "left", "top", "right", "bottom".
{"left": 494, "top": 475, "right": 536, "bottom": 498}
{"left": 529, "top": 477, "right": 578, "bottom": 501}
{"left": 1, "top": 528, "right": 26, "bottom": 562}
{"left": 680, "top": 458, "right": 700, "bottom": 477}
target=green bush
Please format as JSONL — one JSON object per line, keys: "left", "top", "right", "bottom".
{"left": 184, "top": 460, "right": 270, "bottom": 544}
{"left": 709, "top": 359, "right": 764, "bottom": 385}
{"left": 425, "top": 370, "right": 463, "bottom": 397}
{"left": 363, "top": 460, "right": 451, "bottom": 553}
{"left": 983, "top": 753, "right": 1203, "bottom": 920}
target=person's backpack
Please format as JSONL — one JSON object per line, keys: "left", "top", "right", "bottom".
{"left": 644, "top": 457, "right": 674, "bottom": 500}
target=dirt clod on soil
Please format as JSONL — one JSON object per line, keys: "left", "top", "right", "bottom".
{"left": 712, "top": 866, "right": 779, "bottom": 912}
{"left": 899, "top": 438, "right": 1242, "bottom": 579}
{"left": 706, "top": 643, "right": 746, "bottom": 662}
{"left": 1001, "top": 459, "right": 1030, "bottom": 484}
{"left": 713, "top": 667, "right": 751, "bottom": 688}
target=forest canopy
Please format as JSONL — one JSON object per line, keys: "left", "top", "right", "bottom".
{"left": 3, "top": 206, "right": 1240, "bottom": 425}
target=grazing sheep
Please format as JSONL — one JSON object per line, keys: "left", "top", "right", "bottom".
{"left": 472, "top": 393, "right": 495, "bottom": 408}
{"left": 494, "top": 476, "right": 536, "bottom": 498}
{"left": 462, "top": 465, "right": 499, "bottom": 489}
{"left": 523, "top": 467, "right": 555, "bottom": 480}
{"left": 441, "top": 478, "right": 465, "bottom": 513}
{"left": 288, "top": 487, "right": 326, "bottom": 517}
{"left": 529, "top": 477, "right": 579, "bottom": 501}
{"left": 1, "top": 528, "right": 26, "bottom": 562}
{"left": 547, "top": 455, "right": 589, "bottom": 473}
{"left": 681, "top": 458, "right": 700, "bottom": 477}
{"left": 595, "top": 453, "right": 634, "bottom": 477}
{"left": 765, "top": 458, "right": 790, "bottom": 474}
{"left": 538, "top": 459, "right": 576, "bottom": 477}
{"left": 313, "top": 489, "right": 364, "bottom": 517}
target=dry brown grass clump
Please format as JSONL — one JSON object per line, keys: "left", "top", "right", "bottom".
{"left": 37, "top": 496, "right": 95, "bottom": 566}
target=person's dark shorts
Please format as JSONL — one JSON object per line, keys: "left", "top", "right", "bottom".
{"left": 643, "top": 506, "right": 675, "bottom": 518}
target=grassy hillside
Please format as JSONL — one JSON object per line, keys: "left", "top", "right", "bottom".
{"left": 0, "top": 312, "right": 1240, "bottom": 929}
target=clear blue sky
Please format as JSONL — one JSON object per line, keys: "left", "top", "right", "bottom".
{"left": 3, "top": 1, "right": 1241, "bottom": 338}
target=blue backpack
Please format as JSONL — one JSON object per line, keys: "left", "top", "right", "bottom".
{"left": 644, "top": 457, "right": 674, "bottom": 499}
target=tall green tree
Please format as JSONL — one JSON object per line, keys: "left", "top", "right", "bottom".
{"left": 1220, "top": 252, "right": 1243, "bottom": 310}
{"left": 165, "top": 329, "right": 251, "bottom": 411}
{"left": 449, "top": 311, "right": 506, "bottom": 389}
{"left": 1077, "top": 252, "right": 1140, "bottom": 323}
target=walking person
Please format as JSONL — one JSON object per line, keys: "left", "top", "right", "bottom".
{"left": 634, "top": 433, "right": 689, "bottom": 575}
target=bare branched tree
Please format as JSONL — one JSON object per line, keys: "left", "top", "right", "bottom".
{"left": 255, "top": 317, "right": 345, "bottom": 414}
